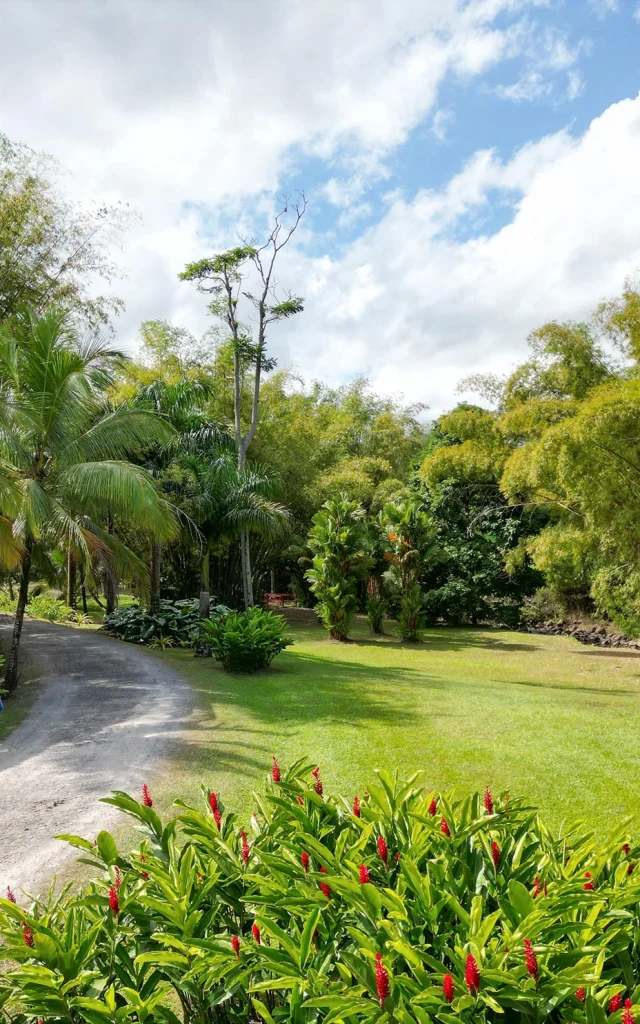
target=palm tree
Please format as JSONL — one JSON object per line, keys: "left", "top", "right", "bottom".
{"left": 0, "top": 307, "right": 176, "bottom": 690}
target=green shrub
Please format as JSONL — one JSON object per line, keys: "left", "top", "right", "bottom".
{"left": 103, "top": 599, "right": 217, "bottom": 646}
{"left": 1, "top": 763, "right": 640, "bottom": 1024}
{"left": 27, "top": 594, "right": 74, "bottom": 622}
{"left": 200, "top": 606, "right": 292, "bottom": 671}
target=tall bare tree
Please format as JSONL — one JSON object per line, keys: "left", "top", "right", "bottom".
{"left": 180, "top": 193, "right": 306, "bottom": 607}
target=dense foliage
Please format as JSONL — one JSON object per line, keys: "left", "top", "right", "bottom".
{"left": 306, "top": 497, "right": 371, "bottom": 641}
{"left": 2, "top": 763, "right": 640, "bottom": 1024}
{"left": 103, "top": 599, "right": 206, "bottom": 646}
{"left": 199, "top": 606, "right": 292, "bottom": 672}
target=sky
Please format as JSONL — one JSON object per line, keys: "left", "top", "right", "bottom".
{"left": 2, "top": 0, "right": 640, "bottom": 416}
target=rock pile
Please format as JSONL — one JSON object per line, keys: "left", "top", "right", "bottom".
{"left": 522, "top": 620, "right": 640, "bottom": 649}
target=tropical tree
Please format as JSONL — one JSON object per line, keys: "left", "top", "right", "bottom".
{"left": 383, "top": 499, "right": 433, "bottom": 641}
{"left": 180, "top": 194, "right": 306, "bottom": 608}
{"left": 306, "top": 496, "right": 371, "bottom": 641}
{"left": 0, "top": 307, "right": 176, "bottom": 691}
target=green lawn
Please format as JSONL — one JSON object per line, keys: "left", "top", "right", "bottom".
{"left": 152, "top": 618, "right": 640, "bottom": 834}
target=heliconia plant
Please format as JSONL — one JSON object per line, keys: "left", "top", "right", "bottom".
{"left": 1, "top": 757, "right": 640, "bottom": 1024}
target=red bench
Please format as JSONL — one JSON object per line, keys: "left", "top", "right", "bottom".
{"left": 263, "top": 592, "right": 297, "bottom": 608}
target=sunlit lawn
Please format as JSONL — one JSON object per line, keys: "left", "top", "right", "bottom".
{"left": 152, "top": 617, "right": 640, "bottom": 834}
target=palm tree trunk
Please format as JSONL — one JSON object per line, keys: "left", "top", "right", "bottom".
{"left": 66, "top": 547, "right": 77, "bottom": 608}
{"left": 4, "top": 538, "right": 33, "bottom": 692}
{"left": 80, "top": 564, "right": 88, "bottom": 615}
{"left": 105, "top": 511, "right": 118, "bottom": 615}
{"left": 150, "top": 539, "right": 161, "bottom": 614}
{"left": 240, "top": 531, "right": 253, "bottom": 609}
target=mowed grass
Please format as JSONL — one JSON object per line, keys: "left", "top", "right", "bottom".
{"left": 152, "top": 617, "right": 640, "bottom": 834}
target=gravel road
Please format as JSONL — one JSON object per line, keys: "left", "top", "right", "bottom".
{"left": 0, "top": 619, "right": 193, "bottom": 895}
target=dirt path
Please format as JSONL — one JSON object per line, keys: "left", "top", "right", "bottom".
{"left": 0, "top": 619, "right": 193, "bottom": 896}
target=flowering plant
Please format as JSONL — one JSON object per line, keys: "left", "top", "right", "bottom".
{"left": 1, "top": 764, "right": 639, "bottom": 1024}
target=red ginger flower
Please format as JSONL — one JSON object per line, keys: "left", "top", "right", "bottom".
{"left": 108, "top": 886, "right": 119, "bottom": 916}
{"left": 312, "top": 766, "right": 323, "bottom": 796}
{"left": 252, "top": 922, "right": 261, "bottom": 944}
{"left": 23, "top": 922, "right": 34, "bottom": 948}
{"left": 139, "top": 853, "right": 148, "bottom": 880}
{"left": 533, "top": 875, "right": 542, "bottom": 898}
{"left": 623, "top": 843, "right": 631, "bottom": 854}
{"left": 359, "top": 864, "right": 371, "bottom": 884}
{"left": 609, "top": 994, "right": 623, "bottom": 1015}
{"left": 297, "top": 796, "right": 304, "bottom": 805}
{"left": 629, "top": 863, "right": 635, "bottom": 875}
{"left": 301, "top": 851, "right": 309, "bottom": 873}
{"left": 584, "top": 871, "right": 595, "bottom": 891}
{"left": 576, "top": 989, "right": 586, "bottom": 1003}
{"left": 353, "top": 794, "right": 361, "bottom": 818}
{"left": 523, "top": 939, "right": 539, "bottom": 981}
{"left": 319, "top": 866, "right": 331, "bottom": 900}
{"left": 443, "top": 974, "right": 455, "bottom": 1003}
{"left": 114, "top": 866, "right": 122, "bottom": 889}
{"left": 623, "top": 1000, "right": 636, "bottom": 1024}
{"left": 440, "top": 817, "right": 451, "bottom": 838}
{"left": 484, "top": 787, "right": 493, "bottom": 815}
{"left": 377, "top": 836, "right": 388, "bottom": 866}
{"left": 491, "top": 841, "right": 500, "bottom": 870}
{"left": 375, "top": 952, "right": 390, "bottom": 1006}
{"left": 141, "top": 784, "right": 152, "bottom": 807}
{"left": 428, "top": 797, "right": 438, "bottom": 817}
{"left": 213, "top": 808, "right": 222, "bottom": 831}
{"left": 209, "top": 791, "right": 218, "bottom": 813}
{"left": 6, "top": 886, "right": 16, "bottom": 903}
{"left": 465, "top": 954, "right": 480, "bottom": 994}
{"left": 240, "top": 830, "right": 250, "bottom": 865}
{"left": 231, "top": 935, "right": 240, "bottom": 959}
{"left": 272, "top": 756, "right": 281, "bottom": 783}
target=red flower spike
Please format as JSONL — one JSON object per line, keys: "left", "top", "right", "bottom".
{"left": 623, "top": 843, "right": 631, "bottom": 854}
{"left": 395, "top": 851, "right": 401, "bottom": 863}
{"left": 623, "top": 1003, "right": 636, "bottom": 1024}
{"left": 209, "top": 791, "right": 218, "bottom": 813}
{"left": 114, "top": 866, "right": 122, "bottom": 889}
{"left": 312, "top": 767, "right": 323, "bottom": 796}
{"left": 576, "top": 989, "right": 586, "bottom": 1003}
{"left": 319, "top": 865, "right": 331, "bottom": 900}
{"left": 629, "top": 863, "right": 635, "bottom": 876}
{"left": 465, "top": 954, "right": 481, "bottom": 994}
{"left": 491, "top": 841, "right": 500, "bottom": 870}
{"left": 231, "top": 935, "right": 240, "bottom": 959}
{"left": 139, "top": 853, "right": 148, "bottom": 880}
{"left": 428, "top": 797, "right": 438, "bottom": 817}
{"left": 23, "top": 922, "right": 34, "bottom": 948}
{"left": 443, "top": 974, "right": 455, "bottom": 1003}
{"left": 440, "top": 817, "right": 451, "bottom": 838}
{"left": 484, "top": 787, "right": 494, "bottom": 815}
{"left": 353, "top": 794, "right": 361, "bottom": 818}
{"left": 301, "top": 851, "right": 309, "bottom": 873}
{"left": 359, "top": 864, "right": 371, "bottom": 884}
{"left": 271, "top": 757, "right": 281, "bottom": 783}
{"left": 377, "top": 836, "right": 388, "bottom": 866}
{"left": 252, "top": 923, "right": 261, "bottom": 944}
{"left": 584, "top": 871, "right": 595, "bottom": 891}
{"left": 241, "top": 830, "right": 250, "bottom": 865}
{"left": 312, "top": 766, "right": 320, "bottom": 778}
{"left": 524, "top": 939, "right": 539, "bottom": 981}
{"left": 141, "top": 784, "right": 152, "bottom": 807}
{"left": 213, "top": 808, "right": 222, "bottom": 831}
{"left": 609, "top": 994, "right": 623, "bottom": 1015}
{"left": 108, "top": 886, "right": 119, "bottom": 916}
{"left": 297, "top": 796, "right": 304, "bottom": 805}
{"left": 6, "top": 886, "right": 16, "bottom": 904}
{"left": 375, "top": 953, "right": 390, "bottom": 1006}
{"left": 533, "top": 876, "right": 542, "bottom": 898}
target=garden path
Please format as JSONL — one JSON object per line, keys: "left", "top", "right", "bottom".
{"left": 0, "top": 619, "right": 193, "bottom": 895}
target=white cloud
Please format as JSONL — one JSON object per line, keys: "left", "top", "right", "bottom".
{"left": 495, "top": 71, "right": 554, "bottom": 102}
{"left": 431, "top": 109, "right": 455, "bottom": 142}
{"left": 278, "top": 93, "right": 640, "bottom": 413}
{"left": 566, "top": 70, "right": 585, "bottom": 101}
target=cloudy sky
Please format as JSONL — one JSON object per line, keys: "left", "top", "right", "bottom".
{"left": 2, "top": 0, "right": 640, "bottom": 415}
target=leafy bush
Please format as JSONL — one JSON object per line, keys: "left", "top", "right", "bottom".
{"left": 103, "top": 599, "right": 205, "bottom": 645}
{"left": 27, "top": 594, "right": 74, "bottom": 622}
{"left": 2, "top": 763, "right": 640, "bottom": 1024}
{"left": 199, "top": 606, "right": 292, "bottom": 671}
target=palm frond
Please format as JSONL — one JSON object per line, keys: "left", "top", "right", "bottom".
{"left": 57, "top": 461, "right": 178, "bottom": 540}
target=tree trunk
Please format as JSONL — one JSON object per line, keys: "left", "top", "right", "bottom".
{"left": 105, "top": 513, "right": 118, "bottom": 616}
{"left": 4, "top": 538, "right": 33, "bottom": 692}
{"left": 240, "top": 531, "right": 253, "bottom": 609}
{"left": 8, "top": 576, "right": 14, "bottom": 601}
{"left": 66, "top": 547, "right": 77, "bottom": 608}
{"left": 150, "top": 539, "right": 162, "bottom": 615}
{"left": 80, "top": 564, "right": 88, "bottom": 615}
